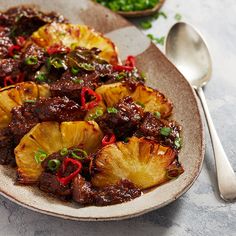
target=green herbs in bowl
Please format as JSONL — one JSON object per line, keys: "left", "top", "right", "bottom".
{"left": 95, "top": 0, "right": 165, "bottom": 17}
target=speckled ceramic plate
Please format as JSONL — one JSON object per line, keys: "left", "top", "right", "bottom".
{"left": 0, "top": 0, "right": 204, "bottom": 221}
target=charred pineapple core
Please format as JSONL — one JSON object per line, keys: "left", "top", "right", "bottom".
{"left": 31, "top": 23, "right": 119, "bottom": 65}
{"left": 15, "top": 121, "right": 103, "bottom": 183}
{"left": 95, "top": 82, "right": 173, "bottom": 118}
{"left": 92, "top": 137, "right": 177, "bottom": 189}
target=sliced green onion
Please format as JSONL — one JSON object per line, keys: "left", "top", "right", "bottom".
{"left": 116, "top": 72, "right": 127, "bottom": 81}
{"left": 34, "top": 149, "right": 48, "bottom": 164}
{"left": 35, "top": 72, "right": 47, "bottom": 83}
{"left": 71, "top": 66, "right": 80, "bottom": 75}
{"left": 154, "top": 111, "right": 161, "bottom": 119}
{"left": 123, "top": 137, "right": 129, "bottom": 143}
{"left": 60, "top": 147, "right": 68, "bottom": 156}
{"left": 136, "top": 101, "right": 145, "bottom": 108}
{"left": 50, "top": 57, "right": 65, "bottom": 69}
{"left": 13, "top": 54, "right": 20, "bottom": 59}
{"left": 25, "top": 56, "right": 38, "bottom": 65}
{"left": 174, "top": 137, "right": 182, "bottom": 149}
{"left": 86, "top": 107, "right": 104, "bottom": 121}
{"left": 71, "top": 148, "right": 88, "bottom": 160}
{"left": 78, "top": 63, "right": 95, "bottom": 71}
{"left": 160, "top": 127, "right": 172, "bottom": 136}
{"left": 71, "top": 77, "right": 83, "bottom": 84}
{"left": 107, "top": 107, "right": 118, "bottom": 114}
{"left": 24, "top": 99, "right": 36, "bottom": 103}
{"left": 48, "top": 159, "right": 61, "bottom": 171}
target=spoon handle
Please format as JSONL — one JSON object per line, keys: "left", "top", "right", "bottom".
{"left": 196, "top": 87, "right": 236, "bottom": 201}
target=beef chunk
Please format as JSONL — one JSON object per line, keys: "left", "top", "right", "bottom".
{"left": 72, "top": 175, "right": 141, "bottom": 206}
{"left": 38, "top": 172, "right": 72, "bottom": 200}
{"left": 9, "top": 96, "right": 85, "bottom": 142}
{"left": 50, "top": 71, "right": 100, "bottom": 102}
{"left": 0, "top": 135, "right": 15, "bottom": 166}
{"left": 0, "top": 6, "right": 67, "bottom": 37}
{"left": 21, "top": 43, "right": 45, "bottom": 72}
{"left": 0, "top": 58, "right": 20, "bottom": 78}
{"left": 0, "top": 27, "right": 13, "bottom": 59}
{"left": 137, "top": 112, "right": 182, "bottom": 149}
{"left": 97, "top": 96, "right": 144, "bottom": 139}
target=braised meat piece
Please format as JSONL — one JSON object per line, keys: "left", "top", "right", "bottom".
{"left": 0, "top": 27, "right": 13, "bottom": 59}
{"left": 0, "top": 129, "right": 15, "bottom": 166}
{"left": 50, "top": 71, "right": 100, "bottom": 102}
{"left": 72, "top": 175, "right": 141, "bottom": 206}
{"left": 38, "top": 172, "right": 72, "bottom": 200}
{"left": 21, "top": 43, "right": 46, "bottom": 72}
{"left": 0, "top": 58, "right": 21, "bottom": 78}
{"left": 0, "top": 6, "right": 67, "bottom": 37}
{"left": 136, "top": 112, "right": 182, "bottom": 150}
{"left": 97, "top": 96, "right": 144, "bottom": 139}
{"left": 9, "top": 96, "right": 85, "bottom": 142}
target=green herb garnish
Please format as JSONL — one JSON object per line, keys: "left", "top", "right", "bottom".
{"left": 139, "top": 20, "right": 152, "bottom": 30}
{"left": 136, "top": 101, "right": 145, "bottom": 108}
{"left": 71, "top": 66, "right": 80, "bottom": 75}
{"left": 160, "top": 127, "right": 172, "bottom": 136}
{"left": 60, "top": 147, "right": 69, "bottom": 156}
{"left": 48, "top": 159, "right": 61, "bottom": 171}
{"left": 24, "top": 99, "right": 36, "bottom": 103}
{"left": 147, "top": 34, "right": 165, "bottom": 45}
{"left": 78, "top": 63, "right": 95, "bottom": 71}
{"left": 35, "top": 72, "right": 47, "bottom": 83}
{"left": 71, "top": 148, "right": 88, "bottom": 160}
{"left": 174, "top": 137, "right": 182, "bottom": 149}
{"left": 34, "top": 149, "right": 48, "bottom": 164}
{"left": 107, "top": 107, "right": 118, "bottom": 114}
{"left": 25, "top": 56, "right": 38, "bottom": 65}
{"left": 86, "top": 107, "right": 104, "bottom": 121}
{"left": 154, "top": 111, "right": 161, "bottom": 119}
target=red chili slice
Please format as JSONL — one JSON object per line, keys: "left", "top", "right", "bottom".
{"left": 47, "top": 44, "right": 70, "bottom": 55}
{"left": 3, "top": 76, "right": 15, "bottom": 87}
{"left": 102, "top": 134, "right": 116, "bottom": 146}
{"left": 113, "top": 65, "right": 134, "bottom": 72}
{"left": 125, "top": 55, "right": 136, "bottom": 67}
{"left": 16, "top": 36, "right": 26, "bottom": 47}
{"left": 81, "top": 87, "right": 101, "bottom": 110}
{"left": 57, "top": 158, "right": 82, "bottom": 186}
{"left": 8, "top": 45, "right": 21, "bottom": 57}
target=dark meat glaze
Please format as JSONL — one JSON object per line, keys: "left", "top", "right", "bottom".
{"left": 97, "top": 96, "right": 144, "bottom": 139}
{"left": 72, "top": 175, "right": 141, "bottom": 206}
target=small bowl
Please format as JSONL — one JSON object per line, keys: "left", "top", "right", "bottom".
{"left": 118, "top": 0, "right": 165, "bottom": 18}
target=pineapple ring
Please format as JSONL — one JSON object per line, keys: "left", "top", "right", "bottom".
{"left": 95, "top": 82, "right": 173, "bottom": 118}
{"left": 30, "top": 22, "right": 119, "bottom": 65}
{"left": 92, "top": 137, "right": 177, "bottom": 189}
{"left": 0, "top": 82, "right": 50, "bottom": 129}
{"left": 15, "top": 121, "right": 103, "bottom": 184}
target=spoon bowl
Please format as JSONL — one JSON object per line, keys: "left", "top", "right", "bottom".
{"left": 166, "top": 22, "right": 212, "bottom": 88}
{"left": 165, "top": 22, "right": 236, "bottom": 201}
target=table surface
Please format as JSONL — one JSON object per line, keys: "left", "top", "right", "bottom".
{"left": 1, "top": 0, "right": 236, "bottom": 235}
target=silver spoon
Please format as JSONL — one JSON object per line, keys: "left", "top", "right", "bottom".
{"left": 165, "top": 22, "right": 236, "bottom": 201}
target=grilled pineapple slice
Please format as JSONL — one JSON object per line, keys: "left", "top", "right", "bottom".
{"left": 96, "top": 82, "right": 173, "bottom": 118}
{"left": 30, "top": 23, "right": 119, "bottom": 65}
{"left": 15, "top": 121, "right": 103, "bottom": 183}
{"left": 92, "top": 137, "right": 179, "bottom": 189}
{"left": 0, "top": 82, "right": 50, "bottom": 129}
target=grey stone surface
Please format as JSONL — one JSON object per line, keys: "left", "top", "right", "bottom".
{"left": 0, "top": 0, "right": 236, "bottom": 235}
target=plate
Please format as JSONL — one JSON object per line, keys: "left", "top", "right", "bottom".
{"left": 0, "top": 0, "right": 204, "bottom": 221}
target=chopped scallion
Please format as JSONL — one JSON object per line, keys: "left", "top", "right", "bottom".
{"left": 107, "top": 107, "right": 118, "bottom": 114}
{"left": 48, "top": 159, "right": 61, "bottom": 171}
{"left": 34, "top": 149, "right": 48, "bottom": 164}
{"left": 60, "top": 147, "right": 69, "bottom": 156}
{"left": 25, "top": 56, "right": 38, "bottom": 65}
{"left": 160, "top": 127, "right": 172, "bottom": 136}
